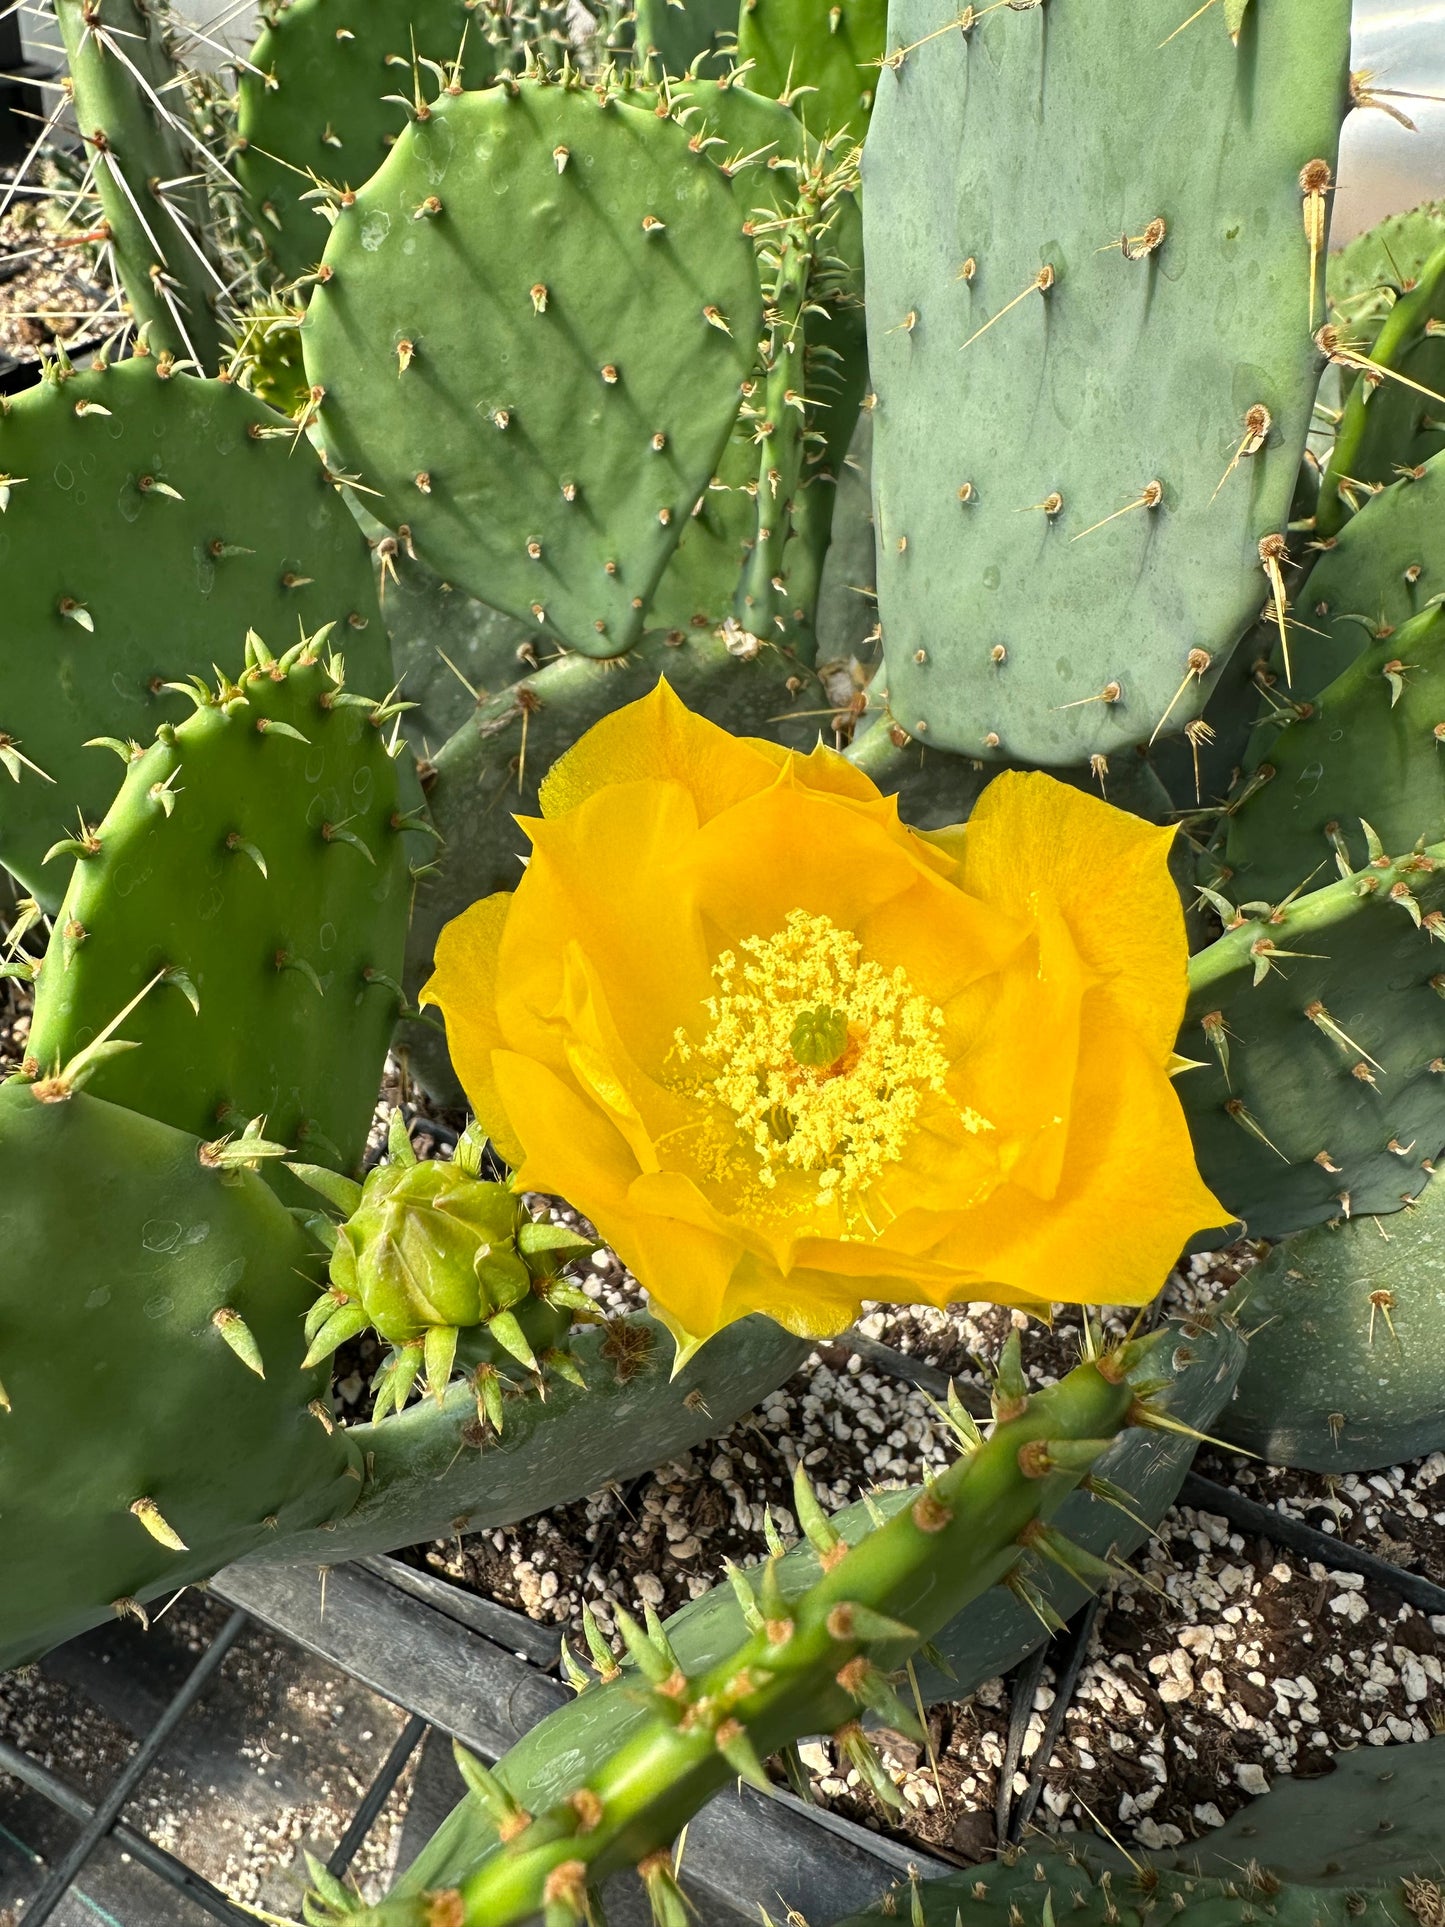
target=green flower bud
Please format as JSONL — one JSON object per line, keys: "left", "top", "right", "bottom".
{"left": 330, "top": 1160, "right": 529, "bottom": 1344}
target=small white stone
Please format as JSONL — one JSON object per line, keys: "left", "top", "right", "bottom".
{"left": 1235, "top": 1762, "right": 1270, "bottom": 1796}
{"left": 1193, "top": 1802, "right": 1227, "bottom": 1829}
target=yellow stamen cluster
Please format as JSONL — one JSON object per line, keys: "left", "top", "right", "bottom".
{"left": 675, "top": 910, "right": 948, "bottom": 1208}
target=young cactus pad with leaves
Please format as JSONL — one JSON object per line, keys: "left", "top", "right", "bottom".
{"left": 23, "top": 635, "right": 412, "bottom": 1188}
{"left": 309, "top": 1334, "right": 1176, "bottom": 1926}
{"left": 0, "top": 358, "right": 389, "bottom": 907}
{"left": 862, "top": 0, "right": 1352, "bottom": 765}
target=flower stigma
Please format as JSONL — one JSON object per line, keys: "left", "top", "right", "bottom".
{"left": 673, "top": 909, "right": 949, "bottom": 1212}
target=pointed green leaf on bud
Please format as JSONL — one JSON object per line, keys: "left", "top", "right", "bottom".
{"left": 488, "top": 1307, "right": 538, "bottom": 1371}
{"left": 639, "top": 1849, "right": 691, "bottom": 1927}
{"left": 454, "top": 1121, "right": 491, "bottom": 1177}
{"left": 424, "top": 1324, "right": 459, "bottom": 1400}
{"left": 474, "top": 1362, "right": 506, "bottom": 1434}
{"left": 836, "top": 1720, "right": 903, "bottom": 1810}
{"left": 762, "top": 1505, "right": 787, "bottom": 1558}
{"left": 825, "top": 1601, "right": 916, "bottom": 1645}
{"left": 1017, "top": 1436, "right": 1115, "bottom": 1479}
{"left": 541, "top": 1347, "right": 587, "bottom": 1391}
{"left": 724, "top": 1560, "right": 765, "bottom": 1632}
{"left": 643, "top": 1602, "right": 680, "bottom": 1672}
{"left": 301, "top": 1296, "right": 369, "bottom": 1370}
{"left": 560, "top": 1637, "right": 592, "bottom": 1694}
{"left": 288, "top": 1162, "right": 366, "bottom": 1215}
{"left": 303, "top": 1852, "right": 361, "bottom": 1915}
{"left": 387, "top": 1109, "right": 419, "bottom": 1167}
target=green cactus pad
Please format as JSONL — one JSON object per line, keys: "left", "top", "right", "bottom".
{"left": 863, "top": 0, "right": 1351, "bottom": 765}
{"left": 1327, "top": 199, "right": 1445, "bottom": 356}
{"left": 736, "top": 0, "right": 885, "bottom": 141}
{"left": 264, "top": 1310, "right": 809, "bottom": 1564}
{"left": 54, "top": 0, "right": 227, "bottom": 368}
{"left": 632, "top": 0, "right": 737, "bottom": 75}
{"left": 1317, "top": 237, "right": 1445, "bottom": 540}
{"left": 1158, "top": 1736, "right": 1445, "bottom": 1885}
{"left": 25, "top": 636, "right": 410, "bottom": 1186}
{"left": 1223, "top": 602, "right": 1445, "bottom": 903}
{"left": 1178, "top": 843, "right": 1445, "bottom": 1241}
{"left": 1294, "top": 452, "right": 1445, "bottom": 690}
{"left": 399, "top": 631, "right": 828, "bottom": 1099}
{"left": 841, "top": 1851, "right": 1419, "bottom": 1927}
{"left": 1218, "top": 1171, "right": 1445, "bottom": 1470}
{"left": 0, "top": 357, "right": 389, "bottom": 907}
{"left": 0, "top": 1081, "right": 358, "bottom": 1672}
{"left": 236, "top": 0, "right": 497, "bottom": 281}
{"left": 301, "top": 77, "right": 763, "bottom": 657}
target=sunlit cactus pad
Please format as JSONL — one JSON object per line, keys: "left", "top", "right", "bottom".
{"left": 0, "top": 357, "right": 387, "bottom": 906}
{"left": 235, "top": 0, "right": 496, "bottom": 279}
{"left": 302, "top": 76, "right": 762, "bottom": 657}
{"left": 25, "top": 637, "right": 410, "bottom": 1184}
{"left": 863, "top": 0, "right": 1351, "bottom": 765}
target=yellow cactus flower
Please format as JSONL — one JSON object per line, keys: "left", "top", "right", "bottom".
{"left": 422, "top": 683, "right": 1226, "bottom": 1362}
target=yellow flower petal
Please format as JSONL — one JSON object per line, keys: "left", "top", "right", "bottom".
{"left": 421, "top": 892, "right": 526, "bottom": 1168}
{"left": 929, "top": 1010, "right": 1229, "bottom": 1307}
{"left": 539, "top": 678, "right": 785, "bottom": 824}
{"left": 959, "top": 771, "right": 1186, "bottom": 1061}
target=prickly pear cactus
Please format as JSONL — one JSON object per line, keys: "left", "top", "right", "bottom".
{"left": 235, "top": 0, "right": 497, "bottom": 280}
{"left": 736, "top": 0, "right": 885, "bottom": 140}
{"left": 1223, "top": 601, "right": 1445, "bottom": 903}
{"left": 1289, "top": 453, "right": 1445, "bottom": 691}
{"left": 1219, "top": 1172, "right": 1445, "bottom": 1471}
{"left": 1328, "top": 200, "right": 1445, "bottom": 353}
{"left": 640, "top": 77, "right": 867, "bottom": 656}
{"left": 321, "top": 1338, "right": 1161, "bottom": 1925}
{"left": 1178, "top": 841, "right": 1445, "bottom": 1241}
{"left": 841, "top": 1849, "right": 1423, "bottom": 1927}
{"left": 1157, "top": 1736, "right": 1445, "bottom": 1884}
{"left": 23, "top": 636, "right": 411, "bottom": 1187}
{"left": 1317, "top": 237, "right": 1445, "bottom": 540}
{"left": 262, "top": 1308, "right": 809, "bottom": 1562}
{"left": 0, "top": 357, "right": 388, "bottom": 907}
{"left": 301, "top": 74, "right": 763, "bottom": 657}
{"left": 631, "top": 0, "right": 736, "bottom": 75}
{"left": 862, "top": 0, "right": 1351, "bottom": 765}
{"left": 0, "top": 1081, "right": 359, "bottom": 1672}
{"left": 53, "top": 0, "right": 227, "bottom": 367}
